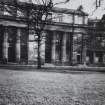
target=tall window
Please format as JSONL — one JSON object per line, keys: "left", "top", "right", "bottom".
{"left": 73, "top": 34, "right": 82, "bottom": 52}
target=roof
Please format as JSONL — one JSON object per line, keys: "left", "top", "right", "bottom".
{"left": 52, "top": 7, "right": 88, "bottom": 16}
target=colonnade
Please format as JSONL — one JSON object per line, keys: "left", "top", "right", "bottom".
{"left": 0, "top": 26, "right": 28, "bottom": 63}
{"left": 51, "top": 31, "right": 72, "bottom": 64}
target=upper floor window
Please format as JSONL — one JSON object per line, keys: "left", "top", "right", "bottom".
{"left": 59, "top": 14, "right": 63, "bottom": 22}
{"left": 42, "top": 13, "right": 52, "bottom": 21}
{"left": 57, "top": 14, "right": 63, "bottom": 22}
{"left": 52, "top": 13, "right": 74, "bottom": 23}
{"left": 17, "top": 8, "right": 27, "bottom": 18}
{"left": 52, "top": 13, "right": 63, "bottom": 22}
{"left": 75, "top": 15, "right": 83, "bottom": 24}
{"left": 84, "top": 16, "right": 88, "bottom": 24}
{"left": 63, "top": 14, "right": 73, "bottom": 23}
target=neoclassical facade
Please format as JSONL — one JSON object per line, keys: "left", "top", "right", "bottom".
{"left": 45, "top": 7, "right": 88, "bottom": 65}
{"left": 0, "top": 0, "right": 89, "bottom": 65}
{"left": 0, "top": 0, "right": 29, "bottom": 64}
{"left": 0, "top": 22, "right": 28, "bottom": 64}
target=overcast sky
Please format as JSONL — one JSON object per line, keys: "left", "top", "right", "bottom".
{"left": 53, "top": 0, "right": 105, "bottom": 19}
{"left": 22, "top": 0, "right": 105, "bottom": 19}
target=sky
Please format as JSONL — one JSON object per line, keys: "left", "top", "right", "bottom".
{"left": 20, "top": 0, "right": 105, "bottom": 19}
{"left": 53, "top": 0, "right": 105, "bottom": 19}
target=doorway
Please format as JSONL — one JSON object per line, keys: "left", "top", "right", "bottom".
{"left": 8, "top": 27, "right": 17, "bottom": 63}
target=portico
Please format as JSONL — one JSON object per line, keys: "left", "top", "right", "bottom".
{"left": 45, "top": 30, "right": 74, "bottom": 65}
{"left": 0, "top": 21, "right": 28, "bottom": 64}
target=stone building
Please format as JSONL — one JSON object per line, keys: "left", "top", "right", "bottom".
{"left": 85, "top": 17, "right": 105, "bottom": 65}
{"left": 0, "top": 0, "right": 88, "bottom": 65}
{"left": 0, "top": 0, "right": 29, "bottom": 64}
{"left": 45, "top": 7, "right": 88, "bottom": 65}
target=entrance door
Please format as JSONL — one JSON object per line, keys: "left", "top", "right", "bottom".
{"left": 8, "top": 45, "right": 16, "bottom": 62}
{"left": 77, "top": 55, "right": 81, "bottom": 64}
{"left": 8, "top": 27, "right": 16, "bottom": 63}
{"left": 89, "top": 51, "right": 94, "bottom": 63}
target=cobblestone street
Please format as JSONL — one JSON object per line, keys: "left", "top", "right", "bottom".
{"left": 0, "top": 69, "right": 105, "bottom": 105}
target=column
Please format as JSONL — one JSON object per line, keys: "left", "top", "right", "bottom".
{"left": 20, "top": 28, "right": 28, "bottom": 64}
{"left": 16, "top": 28, "right": 21, "bottom": 63}
{"left": 62, "top": 32, "right": 67, "bottom": 63}
{"left": 3, "top": 27, "right": 8, "bottom": 63}
{"left": 51, "top": 32, "right": 56, "bottom": 63}
{"left": 82, "top": 46, "right": 87, "bottom": 65}
{"left": 69, "top": 33, "right": 73, "bottom": 65}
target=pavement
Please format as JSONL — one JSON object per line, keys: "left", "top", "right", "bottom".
{"left": 0, "top": 64, "right": 105, "bottom": 73}
{"left": 0, "top": 69, "right": 105, "bottom": 105}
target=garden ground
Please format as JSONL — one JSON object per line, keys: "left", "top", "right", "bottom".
{"left": 0, "top": 69, "right": 105, "bottom": 105}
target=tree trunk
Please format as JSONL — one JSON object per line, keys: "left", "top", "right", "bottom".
{"left": 37, "top": 34, "right": 41, "bottom": 69}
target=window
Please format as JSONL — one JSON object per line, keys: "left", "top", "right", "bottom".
{"left": 52, "top": 13, "right": 63, "bottom": 22}
{"left": 57, "top": 14, "right": 63, "bottom": 22}
{"left": 63, "top": 14, "right": 73, "bottom": 23}
{"left": 84, "top": 16, "right": 88, "bottom": 24}
{"left": 75, "top": 15, "right": 83, "bottom": 24}
{"left": 17, "top": 8, "right": 27, "bottom": 18}
{"left": 73, "top": 34, "right": 82, "bottom": 52}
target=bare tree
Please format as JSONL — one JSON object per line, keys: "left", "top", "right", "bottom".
{"left": 91, "top": 0, "right": 104, "bottom": 16}
{"left": 25, "top": 0, "right": 70, "bottom": 68}
{"left": 27, "top": 0, "right": 53, "bottom": 69}
{"left": 0, "top": 0, "right": 70, "bottom": 68}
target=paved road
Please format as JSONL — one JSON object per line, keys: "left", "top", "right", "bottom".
{"left": 0, "top": 69, "right": 105, "bottom": 105}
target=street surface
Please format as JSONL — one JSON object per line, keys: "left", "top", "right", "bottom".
{"left": 0, "top": 69, "right": 105, "bottom": 105}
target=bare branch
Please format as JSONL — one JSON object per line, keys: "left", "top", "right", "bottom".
{"left": 42, "top": 0, "right": 44, "bottom": 4}
{"left": 53, "top": 0, "right": 70, "bottom": 6}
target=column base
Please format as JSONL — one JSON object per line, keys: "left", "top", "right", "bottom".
{"left": 19, "top": 59, "right": 28, "bottom": 65}
{"left": 2, "top": 58, "right": 8, "bottom": 64}
{"left": 16, "top": 58, "right": 21, "bottom": 64}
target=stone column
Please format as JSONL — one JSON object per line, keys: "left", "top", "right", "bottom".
{"left": 62, "top": 32, "right": 67, "bottom": 63}
{"left": 82, "top": 46, "right": 87, "bottom": 65}
{"left": 51, "top": 31, "right": 56, "bottom": 63}
{"left": 16, "top": 28, "right": 21, "bottom": 63}
{"left": 3, "top": 27, "right": 8, "bottom": 63}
